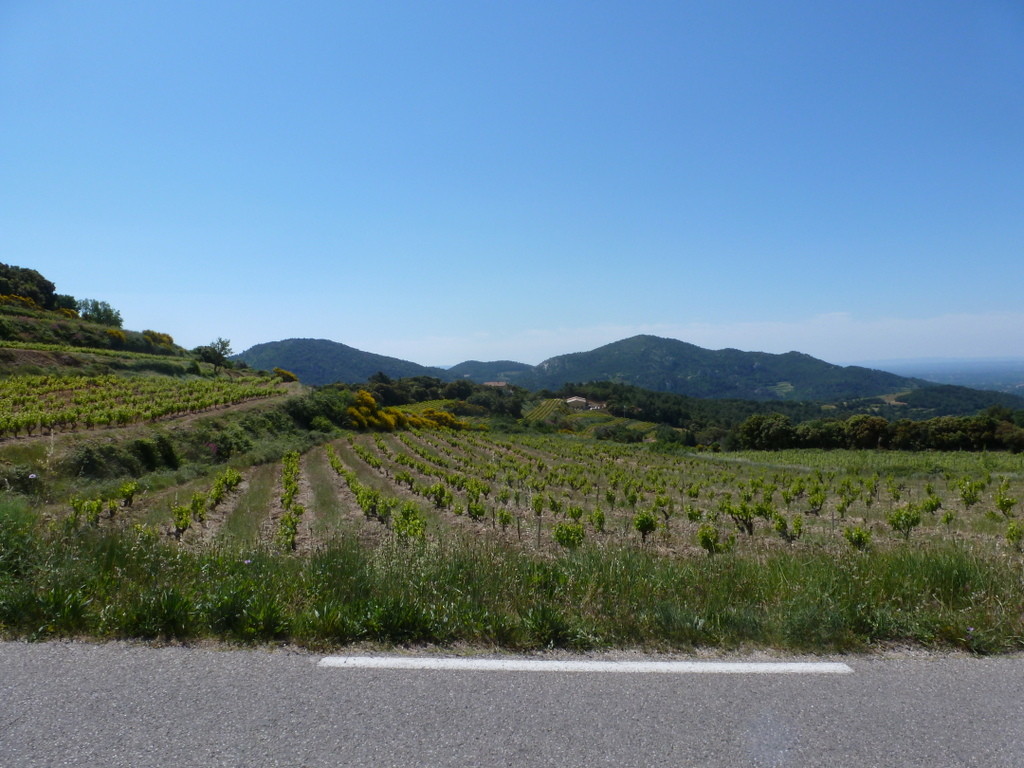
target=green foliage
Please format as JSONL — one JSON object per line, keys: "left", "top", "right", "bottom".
{"left": 958, "top": 478, "right": 983, "bottom": 511}
{"left": 76, "top": 299, "right": 123, "bottom": 328}
{"left": 117, "top": 480, "right": 140, "bottom": 507}
{"left": 843, "top": 526, "right": 872, "bottom": 551}
{"left": 171, "top": 504, "right": 191, "bottom": 539}
{"left": 887, "top": 503, "right": 923, "bottom": 540}
{"left": 696, "top": 524, "right": 731, "bottom": 555}
{"left": 773, "top": 513, "right": 803, "bottom": 543}
{"left": 737, "top": 413, "right": 796, "bottom": 450}
{"left": 632, "top": 509, "right": 657, "bottom": 543}
{"left": 193, "top": 338, "right": 232, "bottom": 371}
{"left": 1007, "top": 520, "right": 1023, "bottom": 552}
{"left": 995, "top": 480, "right": 1018, "bottom": 518}
{"left": 465, "top": 500, "right": 486, "bottom": 520}
{"left": 0, "top": 263, "right": 73, "bottom": 310}
{"left": 496, "top": 508, "right": 515, "bottom": 530}
{"left": 393, "top": 502, "right": 427, "bottom": 541}
{"left": 552, "top": 522, "right": 585, "bottom": 549}
{"left": 920, "top": 494, "right": 942, "bottom": 515}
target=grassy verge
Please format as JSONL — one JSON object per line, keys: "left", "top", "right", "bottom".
{"left": 2, "top": 497, "right": 1021, "bottom": 653}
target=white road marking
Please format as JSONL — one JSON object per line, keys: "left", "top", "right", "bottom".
{"left": 318, "top": 656, "right": 853, "bottom": 674}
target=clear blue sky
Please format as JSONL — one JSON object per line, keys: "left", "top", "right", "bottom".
{"left": 2, "top": 1, "right": 1022, "bottom": 366}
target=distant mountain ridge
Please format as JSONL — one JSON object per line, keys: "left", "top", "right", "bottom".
{"left": 235, "top": 334, "right": 928, "bottom": 402}
{"left": 861, "top": 358, "right": 1024, "bottom": 395}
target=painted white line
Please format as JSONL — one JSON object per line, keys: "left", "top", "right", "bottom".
{"left": 318, "top": 656, "right": 853, "bottom": 674}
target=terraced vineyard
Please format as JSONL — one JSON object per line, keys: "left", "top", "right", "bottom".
{"left": 0, "top": 373, "right": 285, "bottom": 437}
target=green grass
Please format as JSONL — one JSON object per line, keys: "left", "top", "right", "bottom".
{"left": 2, "top": 497, "right": 1022, "bottom": 652}
{"left": 219, "top": 463, "right": 278, "bottom": 544}
{"left": 303, "top": 447, "right": 346, "bottom": 535}
{"left": 722, "top": 448, "right": 1024, "bottom": 478}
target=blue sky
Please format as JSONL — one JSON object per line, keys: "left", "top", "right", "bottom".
{"left": 2, "top": 1, "right": 1022, "bottom": 366}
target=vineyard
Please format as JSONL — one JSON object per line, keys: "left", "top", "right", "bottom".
{"left": 4, "top": 420, "right": 1024, "bottom": 651}
{"left": 522, "top": 397, "right": 658, "bottom": 436}
{"left": 0, "top": 373, "right": 285, "bottom": 437}
{"left": 131, "top": 429, "right": 1024, "bottom": 557}
{"left": 4, "top": 261, "right": 1024, "bottom": 651}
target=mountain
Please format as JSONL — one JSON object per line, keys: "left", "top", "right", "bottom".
{"left": 235, "top": 334, "right": 928, "bottom": 402}
{"left": 521, "top": 335, "right": 924, "bottom": 401}
{"left": 234, "top": 338, "right": 447, "bottom": 386}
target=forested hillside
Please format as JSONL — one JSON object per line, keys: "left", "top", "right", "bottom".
{"left": 234, "top": 334, "right": 928, "bottom": 402}
{"left": 234, "top": 338, "right": 448, "bottom": 386}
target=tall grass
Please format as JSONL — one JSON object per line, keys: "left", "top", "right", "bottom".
{"left": 2, "top": 497, "right": 1022, "bottom": 653}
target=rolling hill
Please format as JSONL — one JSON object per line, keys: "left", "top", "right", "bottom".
{"left": 234, "top": 338, "right": 448, "bottom": 386}
{"left": 236, "top": 334, "right": 927, "bottom": 402}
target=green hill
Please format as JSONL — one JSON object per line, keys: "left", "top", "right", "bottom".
{"left": 526, "top": 335, "right": 926, "bottom": 401}
{"left": 234, "top": 338, "right": 448, "bottom": 386}
{"left": 237, "top": 334, "right": 927, "bottom": 402}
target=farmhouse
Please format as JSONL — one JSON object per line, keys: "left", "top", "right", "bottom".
{"left": 565, "top": 396, "right": 606, "bottom": 411}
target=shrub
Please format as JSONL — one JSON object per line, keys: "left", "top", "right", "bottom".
{"left": 393, "top": 503, "right": 426, "bottom": 541}
{"left": 273, "top": 367, "right": 299, "bottom": 382}
{"left": 117, "top": 480, "right": 140, "bottom": 507}
{"left": 497, "top": 508, "right": 514, "bottom": 530}
{"left": 633, "top": 510, "right": 657, "bottom": 544}
{"left": 142, "top": 330, "right": 174, "bottom": 347}
{"left": 1007, "top": 520, "right": 1024, "bottom": 552}
{"left": 696, "top": 523, "right": 731, "bottom": 555}
{"left": 552, "top": 522, "right": 585, "bottom": 549}
{"left": 843, "top": 525, "right": 872, "bottom": 551}
{"left": 887, "top": 503, "right": 922, "bottom": 540}
{"left": 105, "top": 328, "right": 127, "bottom": 346}
{"left": 773, "top": 513, "right": 803, "bottom": 543}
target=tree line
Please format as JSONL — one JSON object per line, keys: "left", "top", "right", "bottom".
{"left": 735, "top": 409, "right": 1024, "bottom": 452}
{"left": 549, "top": 381, "right": 1024, "bottom": 451}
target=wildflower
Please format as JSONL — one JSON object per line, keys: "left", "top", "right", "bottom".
{"left": 28, "top": 474, "right": 37, "bottom": 480}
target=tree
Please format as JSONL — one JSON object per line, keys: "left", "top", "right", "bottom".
{"left": 844, "top": 415, "right": 889, "bottom": 449}
{"left": 211, "top": 337, "right": 233, "bottom": 357}
{"left": 0, "top": 263, "right": 66, "bottom": 309}
{"left": 193, "top": 338, "right": 232, "bottom": 372}
{"left": 736, "top": 413, "right": 795, "bottom": 450}
{"left": 443, "top": 379, "right": 474, "bottom": 399}
{"left": 76, "top": 299, "right": 123, "bottom": 328}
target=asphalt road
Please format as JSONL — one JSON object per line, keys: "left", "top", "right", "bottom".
{"left": 1, "top": 641, "right": 1022, "bottom": 767}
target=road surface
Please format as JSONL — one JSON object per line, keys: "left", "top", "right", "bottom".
{"left": 1, "top": 641, "right": 1021, "bottom": 767}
